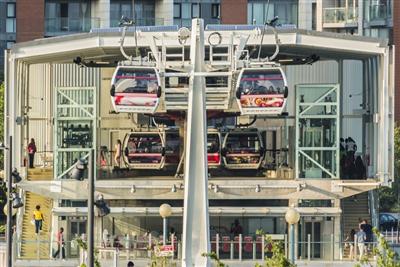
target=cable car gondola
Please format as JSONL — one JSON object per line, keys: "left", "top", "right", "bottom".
{"left": 207, "top": 129, "right": 221, "bottom": 167}
{"left": 222, "top": 129, "right": 265, "bottom": 169}
{"left": 110, "top": 66, "right": 162, "bottom": 113}
{"left": 165, "top": 130, "right": 181, "bottom": 166}
{"left": 236, "top": 67, "right": 288, "bottom": 115}
{"left": 123, "top": 131, "right": 165, "bottom": 169}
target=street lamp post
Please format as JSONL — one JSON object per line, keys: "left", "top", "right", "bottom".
{"left": 6, "top": 136, "right": 12, "bottom": 267}
{"left": 285, "top": 207, "right": 300, "bottom": 264}
{"left": 88, "top": 149, "right": 94, "bottom": 267}
{"left": 159, "top": 204, "right": 172, "bottom": 245}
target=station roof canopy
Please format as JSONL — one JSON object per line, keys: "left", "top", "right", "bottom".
{"left": 10, "top": 27, "right": 389, "bottom": 64}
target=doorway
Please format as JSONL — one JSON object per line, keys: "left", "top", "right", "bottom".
{"left": 68, "top": 217, "right": 87, "bottom": 257}
{"left": 303, "top": 220, "right": 321, "bottom": 259}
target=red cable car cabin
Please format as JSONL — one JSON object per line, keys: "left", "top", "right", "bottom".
{"left": 110, "top": 66, "right": 161, "bottom": 113}
{"left": 123, "top": 131, "right": 165, "bottom": 169}
{"left": 236, "top": 67, "right": 288, "bottom": 115}
{"left": 222, "top": 129, "right": 265, "bottom": 169}
{"left": 207, "top": 130, "right": 221, "bottom": 167}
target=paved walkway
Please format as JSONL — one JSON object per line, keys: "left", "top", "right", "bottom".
{"left": 14, "top": 259, "right": 373, "bottom": 267}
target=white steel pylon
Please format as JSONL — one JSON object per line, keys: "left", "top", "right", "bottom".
{"left": 181, "top": 19, "right": 211, "bottom": 267}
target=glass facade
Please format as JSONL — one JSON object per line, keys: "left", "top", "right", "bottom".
{"left": 296, "top": 84, "right": 340, "bottom": 179}
{"left": 6, "top": 2, "right": 16, "bottom": 33}
{"left": 45, "top": 0, "right": 98, "bottom": 35}
{"left": 173, "top": 0, "right": 220, "bottom": 27}
{"left": 247, "top": 0, "right": 298, "bottom": 25}
{"left": 110, "top": 0, "right": 157, "bottom": 27}
{"left": 365, "top": 0, "right": 392, "bottom": 21}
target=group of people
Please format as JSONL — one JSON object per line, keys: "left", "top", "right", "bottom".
{"left": 344, "top": 219, "right": 373, "bottom": 260}
{"left": 340, "top": 137, "right": 367, "bottom": 179}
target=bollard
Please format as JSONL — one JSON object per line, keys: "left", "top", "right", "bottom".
{"left": 307, "top": 234, "right": 311, "bottom": 261}
{"left": 284, "top": 234, "right": 288, "bottom": 258}
{"left": 147, "top": 233, "right": 152, "bottom": 258}
{"left": 261, "top": 236, "right": 265, "bottom": 260}
{"left": 230, "top": 241, "right": 234, "bottom": 260}
{"left": 253, "top": 241, "right": 256, "bottom": 260}
{"left": 178, "top": 242, "right": 182, "bottom": 260}
{"left": 114, "top": 249, "right": 118, "bottom": 267}
{"left": 239, "top": 234, "right": 242, "bottom": 261}
{"left": 331, "top": 233, "right": 334, "bottom": 261}
{"left": 392, "top": 227, "right": 395, "bottom": 243}
{"left": 133, "top": 236, "right": 137, "bottom": 258}
{"left": 216, "top": 234, "right": 220, "bottom": 259}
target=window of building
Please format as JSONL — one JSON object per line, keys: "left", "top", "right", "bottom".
{"left": 247, "top": 0, "right": 298, "bottom": 26}
{"left": 110, "top": 1, "right": 133, "bottom": 27}
{"left": 134, "top": 0, "right": 156, "bottom": 26}
{"left": 6, "top": 41, "right": 15, "bottom": 49}
{"left": 174, "top": 3, "right": 181, "bottom": 19}
{"left": 6, "top": 3, "right": 16, "bottom": 33}
{"left": 192, "top": 3, "right": 201, "bottom": 18}
{"left": 181, "top": 3, "right": 191, "bottom": 19}
{"left": 211, "top": 4, "right": 220, "bottom": 19}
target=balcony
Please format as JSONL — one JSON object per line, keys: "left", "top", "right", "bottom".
{"left": 45, "top": 17, "right": 100, "bottom": 36}
{"left": 368, "top": 4, "right": 392, "bottom": 27}
{"left": 323, "top": 7, "right": 358, "bottom": 28}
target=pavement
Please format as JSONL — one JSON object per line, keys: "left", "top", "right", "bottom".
{"left": 13, "top": 259, "right": 374, "bottom": 267}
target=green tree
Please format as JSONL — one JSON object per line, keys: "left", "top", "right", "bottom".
{"left": 379, "top": 127, "right": 400, "bottom": 212}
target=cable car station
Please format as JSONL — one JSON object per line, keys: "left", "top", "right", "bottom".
{"left": 3, "top": 19, "right": 394, "bottom": 265}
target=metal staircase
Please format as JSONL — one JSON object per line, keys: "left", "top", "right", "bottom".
{"left": 20, "top": 169, "right": 53, "bottom": 259}
{"left": 341, "top": 192, "right": 371, "bottom": 258}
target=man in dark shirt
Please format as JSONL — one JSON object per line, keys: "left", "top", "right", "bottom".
{"left": 230, "top": 219, "right": 243, "bottom": 235}
{"left": 360, "top": 219, "right": 373, "bottom": 243}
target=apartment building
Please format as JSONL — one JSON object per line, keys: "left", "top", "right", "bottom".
{"left": 0, "top": 0, "right": 16, "bottom": 78}
{"left": 0, "top": 1, "right": 396, "bottom": 266}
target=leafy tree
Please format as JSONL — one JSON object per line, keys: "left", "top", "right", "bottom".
{"left": 379, "top": 127, "right": 400, "bottom": 212}
{"left": 355, "top": 228, "right": 400, "bottom": 267}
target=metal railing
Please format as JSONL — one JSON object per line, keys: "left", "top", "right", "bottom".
{"left": 110, "top": 18, "right": 165, "bottom": 27}
{"left": 323, "top": 7, "right": 358, "bottom": 24}
{"left": 45, "top": 17, "right": 101, "bottom": 35}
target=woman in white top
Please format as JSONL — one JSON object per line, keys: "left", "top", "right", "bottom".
{"left": 114, "top": 139, "right": 122, "bottom": 168}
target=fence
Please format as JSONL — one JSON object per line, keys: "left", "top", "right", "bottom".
{"left": 14, "top": 233, "right": 382, "bottom": 266}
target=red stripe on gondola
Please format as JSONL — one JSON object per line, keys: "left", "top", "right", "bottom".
{"left": 115, "top": 76, "right": 158, "bottom": 80}
{"left": 114, "top": 93, "right": 158, "bottom": 98}
{"left": 226, "top": 153, "right": 260, "bottom": 156}
{"left": 241, "top": 94, "right": 284, "bottom": 98}
{"left": 241, "top": 76, "right": 283, "bottom": 81}
{"left": 128, "top": 153, "right": 162, "bottom": 156}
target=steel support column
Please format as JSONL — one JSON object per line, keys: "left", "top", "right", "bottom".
{"left": 181, "top": 18, "right": 211, "bottom": 267}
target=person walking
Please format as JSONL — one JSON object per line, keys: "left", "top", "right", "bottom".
{"left": 344, "top": 229, "right": 356, "bottom": 260}
{"left": 32, "top": 205, "right": 44, "bottom": 235}
{"left": 114, "top": 139, "right": 122, "bottom": 168}
{"left": 127, "top": 261, "right": 134, "bottom": 267}
{"left": 356, "top": 227, "right": 366, "bottom": 260}
{"left": 53, "top": 227, "right": 65, "bottom": 260}
{"left": 27, "top": 138, "right": 37, "bottom": 168}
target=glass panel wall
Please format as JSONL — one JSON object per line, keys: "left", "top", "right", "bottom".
{"left": 296, "top": 84, "right": 340, "bottom": 179}
{"left": 247, "top": 0, "right": 298, "bottom": 25}
{"left": 45, "top": 0, "right": 96, "bottom": 36}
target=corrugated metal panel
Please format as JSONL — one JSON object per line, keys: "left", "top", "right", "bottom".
{"left": 28, "top": 64, "right": 52, "bottom": 166}
{"left": 342, "top": 60, "right": 363, "bottom": 148}
{"left": 285, "top": 60, "right": 339, "bottom": 116}
{"left": 53, "top": 64, "right": 100, "bottom": 118}
{"left": 27, "top": 64, "right": 100, "bottom": 166}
